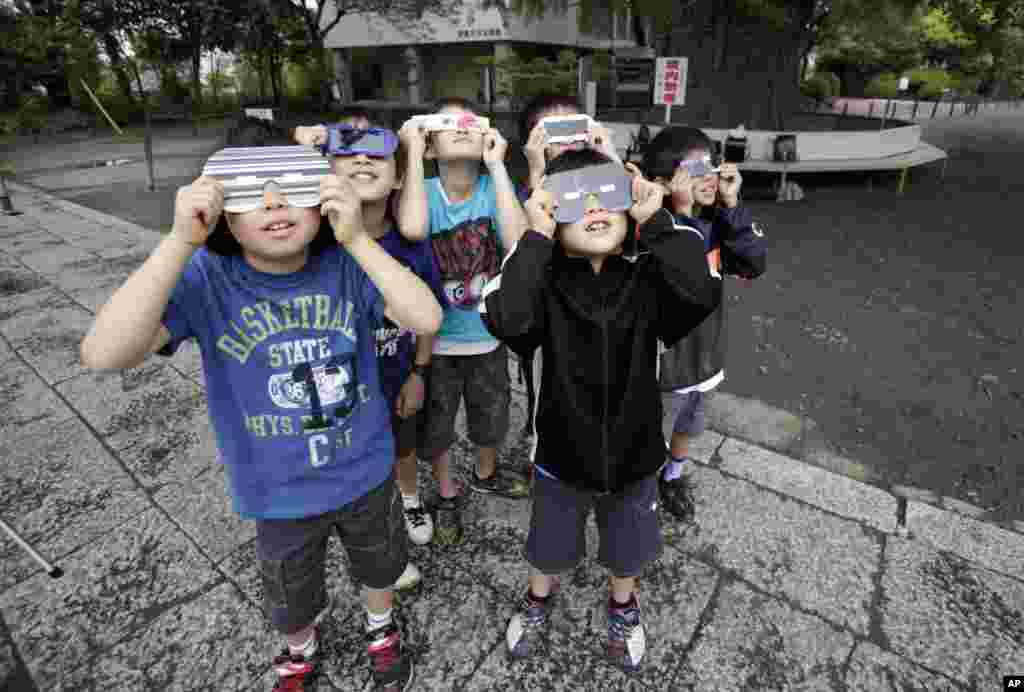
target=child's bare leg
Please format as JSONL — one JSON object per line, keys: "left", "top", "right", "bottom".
{"left": 610, "top": 575, "right": 636, "bottom": 604}
{"left": 366, "top": 587, "right": 395, "bottom": 620}
{"left": 476, "top": 445, "right": 498, "bottom": 480}
{"left": 432, "top": 449, "right": 460, "bottom": 498}
{"left": 669, "top": 431, "right": 691, "bottom": 460}
{"left": 396, "top": 450, "right": 418, "bottom": 497}
{"left": 529, "top": 569, "right": 556, "bottom": 598}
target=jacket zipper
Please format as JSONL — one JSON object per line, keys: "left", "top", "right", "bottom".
{"left": 600, "top": 292, "right": 611, "bottom": 492}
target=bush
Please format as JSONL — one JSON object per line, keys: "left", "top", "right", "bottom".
{"left": 866, "top": 73, "right": 900, "bottom": 98}
{"left": 802, "top": 71, "right": 839, "bottom": 101}
{"left": 906, "top": 68, "right": 953, "bottom": 99}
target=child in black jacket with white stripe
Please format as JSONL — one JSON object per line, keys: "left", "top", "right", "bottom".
{"left": 479, "top": 148, "right": 721, "bottom": 671}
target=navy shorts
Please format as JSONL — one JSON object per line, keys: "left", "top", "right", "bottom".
{"left": 661, "top": 390, "right": 706, "bottom": 440}
{"left": 525, "top": 471, "right": 663, "bottom": 578}
{"left": 255, "top": 475, "right": 408, "bottom": 634}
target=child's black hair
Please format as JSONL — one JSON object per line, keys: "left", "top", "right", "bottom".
{"left": 641, "top": 126, "right": 715, "bottom": 181}
{"left": 335, "top": 105, "right": 374, "bottom": 123}
{"left": 542, "top": 148, "right": 639, "bottom": 256}
{"left": 205, "top": 117, "right": 335, "bottom": 256}
{"left": 431, "top": 95, "right": 481, "bottom": 114}
{"left": 519, "top": 93, "right": 581, "bottom": 144}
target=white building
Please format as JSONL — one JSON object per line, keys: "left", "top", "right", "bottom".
{"left": 322, "top": 0, "right": 655, "bottom": 108}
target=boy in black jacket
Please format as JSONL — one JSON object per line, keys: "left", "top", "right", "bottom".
{"left": 641, "top": 127, "right": 767, "bottom": 521}
{"left": 479, "top": 148, "right": 720, "bottom": 671}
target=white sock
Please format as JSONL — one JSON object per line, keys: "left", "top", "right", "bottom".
{"left": 288, "top": 629, "right": 318, "bottom": 658}
{"left": 401, "top": 492, "right": 421, "bottom": 509}
{"left": 366, "top": 608, "right": 393, "bottom": 633}
{"left": 663, "top": 457, "right": 687, "bottom": 481}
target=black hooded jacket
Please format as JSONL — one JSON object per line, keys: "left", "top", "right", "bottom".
{"left": 480, "top": 209, "right": 721, "bottom": 493}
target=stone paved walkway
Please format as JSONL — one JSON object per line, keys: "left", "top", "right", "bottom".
{"left": 1, "top": 184, "right": 1021, "bottom": 691}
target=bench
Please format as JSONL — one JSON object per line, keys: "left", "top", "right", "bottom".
{"left": 735, "top": 141, "right": 948, "bottom": 195}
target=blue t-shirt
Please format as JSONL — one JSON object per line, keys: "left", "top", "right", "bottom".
{"left": 426, "top": 175, "right": 504, "bottom": 344}
{"left": 374, "top": 227, "right": 446, "bottom": 406}
{"left": 160, "top": 246, "right": 393, "bottom": 520}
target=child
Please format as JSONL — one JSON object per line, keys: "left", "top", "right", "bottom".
{"left": 641, "top": 126, "right": 767, "bottom": 521}
{"left": 399, "top": 97, "right": 531, "bottom": 546}
{"left": 513, "top": 94, "right": 623, "bottom": 438}
{"left": 80, "top": 123, "right": 442, "bottom": 692}
{"left": 480, "top": 148, "right": 721, "bottom": 670}
{"left": 296, "top": 112, "right": 448, "bottom": 550}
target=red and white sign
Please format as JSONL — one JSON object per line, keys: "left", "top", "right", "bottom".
{"left": 654, "top": 57, "right": 688, "bottom": 106}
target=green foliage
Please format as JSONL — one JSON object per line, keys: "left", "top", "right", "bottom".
{"left": 802, "top": 71, "right": 840, "bottom": 100}
{"left": 907, "top": 67, "right": 955, "bottom": 97}
{"left": 475, "top": 48, "right": 609, "bottom": 108}
{"left": 865, "top": 73, "right": 901, "bottom": 97}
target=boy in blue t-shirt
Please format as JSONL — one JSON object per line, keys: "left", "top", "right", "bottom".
{"left": 398, "top": 96, "right": 530, "bottom": 545}
{"left": 80, "top": 122, "right": 442, "bottom": 692}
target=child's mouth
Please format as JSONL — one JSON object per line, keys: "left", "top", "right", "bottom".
{"left": 264, "top": 220, "right": 295, "bottom": 235}
{"left": 585, "top": 220, "right": 610, "bottom": 233}
{"left": 349, "top": 171, "right": 378, "bottom": 182}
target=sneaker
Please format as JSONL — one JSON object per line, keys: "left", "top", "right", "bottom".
{"left": 403, "top": 502, "right": 434, "bottom": 545}
{"left": 506, "top": 588, "right": 556, "bottom": 660}
{"left": 394, "top": 562, "right": 422, "bottom": 591}
{"left": 470, "top": 467, "right": 530, "bottom": 498}
{"left": 272, "top": 639, "right": 320, "bottom": 691}
{"left": 366, "top": 623, "right": 414, "bottom": 691}
{"left": 433, "top": 496, "right": 464, "bottom": 546}
{"left": 607, "top": 596, "right": 646, "bottom": 671}
{"left": 659, "top": 467, "right": 696, "bottom": 522}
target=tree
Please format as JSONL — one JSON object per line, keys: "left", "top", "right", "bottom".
{"left": 939, "top": 0, "right": 1024, "bottom": 96}
{"left": 815, "top": 1, "right": 927, "bottom": 96}
{"left": 281, "top": 0, "right": 462, "bottom": 108}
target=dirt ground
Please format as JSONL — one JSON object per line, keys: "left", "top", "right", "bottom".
{"left": 4, "top": 110, "right": 1022, "bottom": 522}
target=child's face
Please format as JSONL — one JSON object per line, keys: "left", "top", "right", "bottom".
{"left": 683, "top": 148, "right": 719, "bottom": 207}
{"left": 428, "top": 105, "right": 485, "bottom": 161}
{"left": 328, "top": 116, "right": 401, "bottom": 202}
{"left": 539, "top": 105, "right": 587, "bottom": 161}
{"left": 225, "top": 182, "right": 322, "bottom": 271}
{"left": 556, "top": 198, "right": 629, "bottom": 260}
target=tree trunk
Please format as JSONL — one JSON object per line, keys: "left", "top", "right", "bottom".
{"left": 102, "top": 33, "right": 136, "bottom": 102}
{"left": 192, "top": 45, "right": 202, "bottom": 136}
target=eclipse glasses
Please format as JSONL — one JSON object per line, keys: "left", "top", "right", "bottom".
{"left": 543, "top": 162, "right": 634, "bottom": 224}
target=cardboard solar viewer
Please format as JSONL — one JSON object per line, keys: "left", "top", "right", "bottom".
{"left": 201, "top": 146, "right": 331, "bottom": 213}
{"left": 542, "top": 162, "right": 634, "bottom": 224}
{"left": 318, "top": 125, "right": 399, "bottom": 158}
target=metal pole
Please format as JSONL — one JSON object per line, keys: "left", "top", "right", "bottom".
{"left": 931, "top": 100, "right": 940, "bottom": 118}
{"left": 143, "top": 94, "right": 156, "bottom": 191}
{"left": 0, "top": 516, "right": 63, "bottom": 578}
{"left": 79, "top": 78, "right": 124, "bottom": 136}
{"left": 912, "top": 100, "right": 919, "bottom": 118}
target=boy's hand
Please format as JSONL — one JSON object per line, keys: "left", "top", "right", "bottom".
{"left": 398, "top": 120, "right": 428, "bottom": 159}
{"left": 629, "top": 173, "right": 665, "bottom": 227}
{"left": 524, "top": 123, "right": 548, "bottom": 181}
{"left": 668, "top": 165, "right": 695, "bottom": 215}
{"left": 170, "top": 176, "right": 224, "bottom": 247}
{"left": 294, "top": 125, "right": 328, "bottom": 147}
{"left": 589, "top": 122, "right": 617, "bottom": 159}
{"left": 482, "top": 127, "right": 508, "bottom": 168}
{"left": 320, "top": 174, "right": 365, "bottom": 247}
{"left": 524, "top": 183, "right": 558, "bottom": 239}
{"left": 718, "top": 162, "right": 742, "bottom": 208}
{"left": 396, "top": 371, "right": 425, "bottom": 418}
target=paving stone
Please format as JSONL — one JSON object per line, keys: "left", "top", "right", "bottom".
{"left": 0, "top": 336, "right": 12, "bottom": 364}
{"left": 0, "top": 508, "right": 223, "bottom": 691}
{"left": 0, "top": 265, "right": 49, "bottom": 302}
{"left": 844, "top": 641, "right": 965, "bottom": 691}
{"left": 0, "top": 360, "right": 75, "bottom": 443}
{"left": 153, "top": 464, "right": 256, "bottom": 563}
{"left": 55, "top": 362, "right": 214, "bottom": 486}
{"left": 704, "top": 390, "right": 809, "bottom": 451}
{"left": 2, "top": 229, "right": 66, "bottom": 257}
{"left": 16, "top": 244, "right": 96, "bottom": 278}
{"left": 881, "top": 536, "right": 1024, "bottom": 688}
{"left": 686, "top": 430, "right": 726, "bottom": 464}
{"left": 65, "top": 284, "right": 113, "bottom": 313}
{"left": 716, "top": 437, "right": 898, "bottom": 532}
{"left": 684, "top": 579, "right": 855, "bottom": 691}
{"left": 55, "top": 581, "right": 274, "bottom": 692}
{"left": 46, "top": 249, "right": 152, "bottom": 295}
{"left": 0, "top": 213, "right": 38, "bottom": 238}
{"left": 0, "top": 287, "right": 75, "bottom": 326}
{"left": 671, "top": 466, "right": 880, "bottom": 635}
{"left": 166, "top": 338, "right": 204, "bottom": 378}
{"left": 96, "top": 236, "right": 160, "bottom": 260}
{"left": 907, "top": 501, "right": 1024, "bottom": 581}
{"left": 0, "top": 417, "right": 149, "bottom": 591}
{"left": 5, "top": 304, "right": 95, "bottom": 384}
